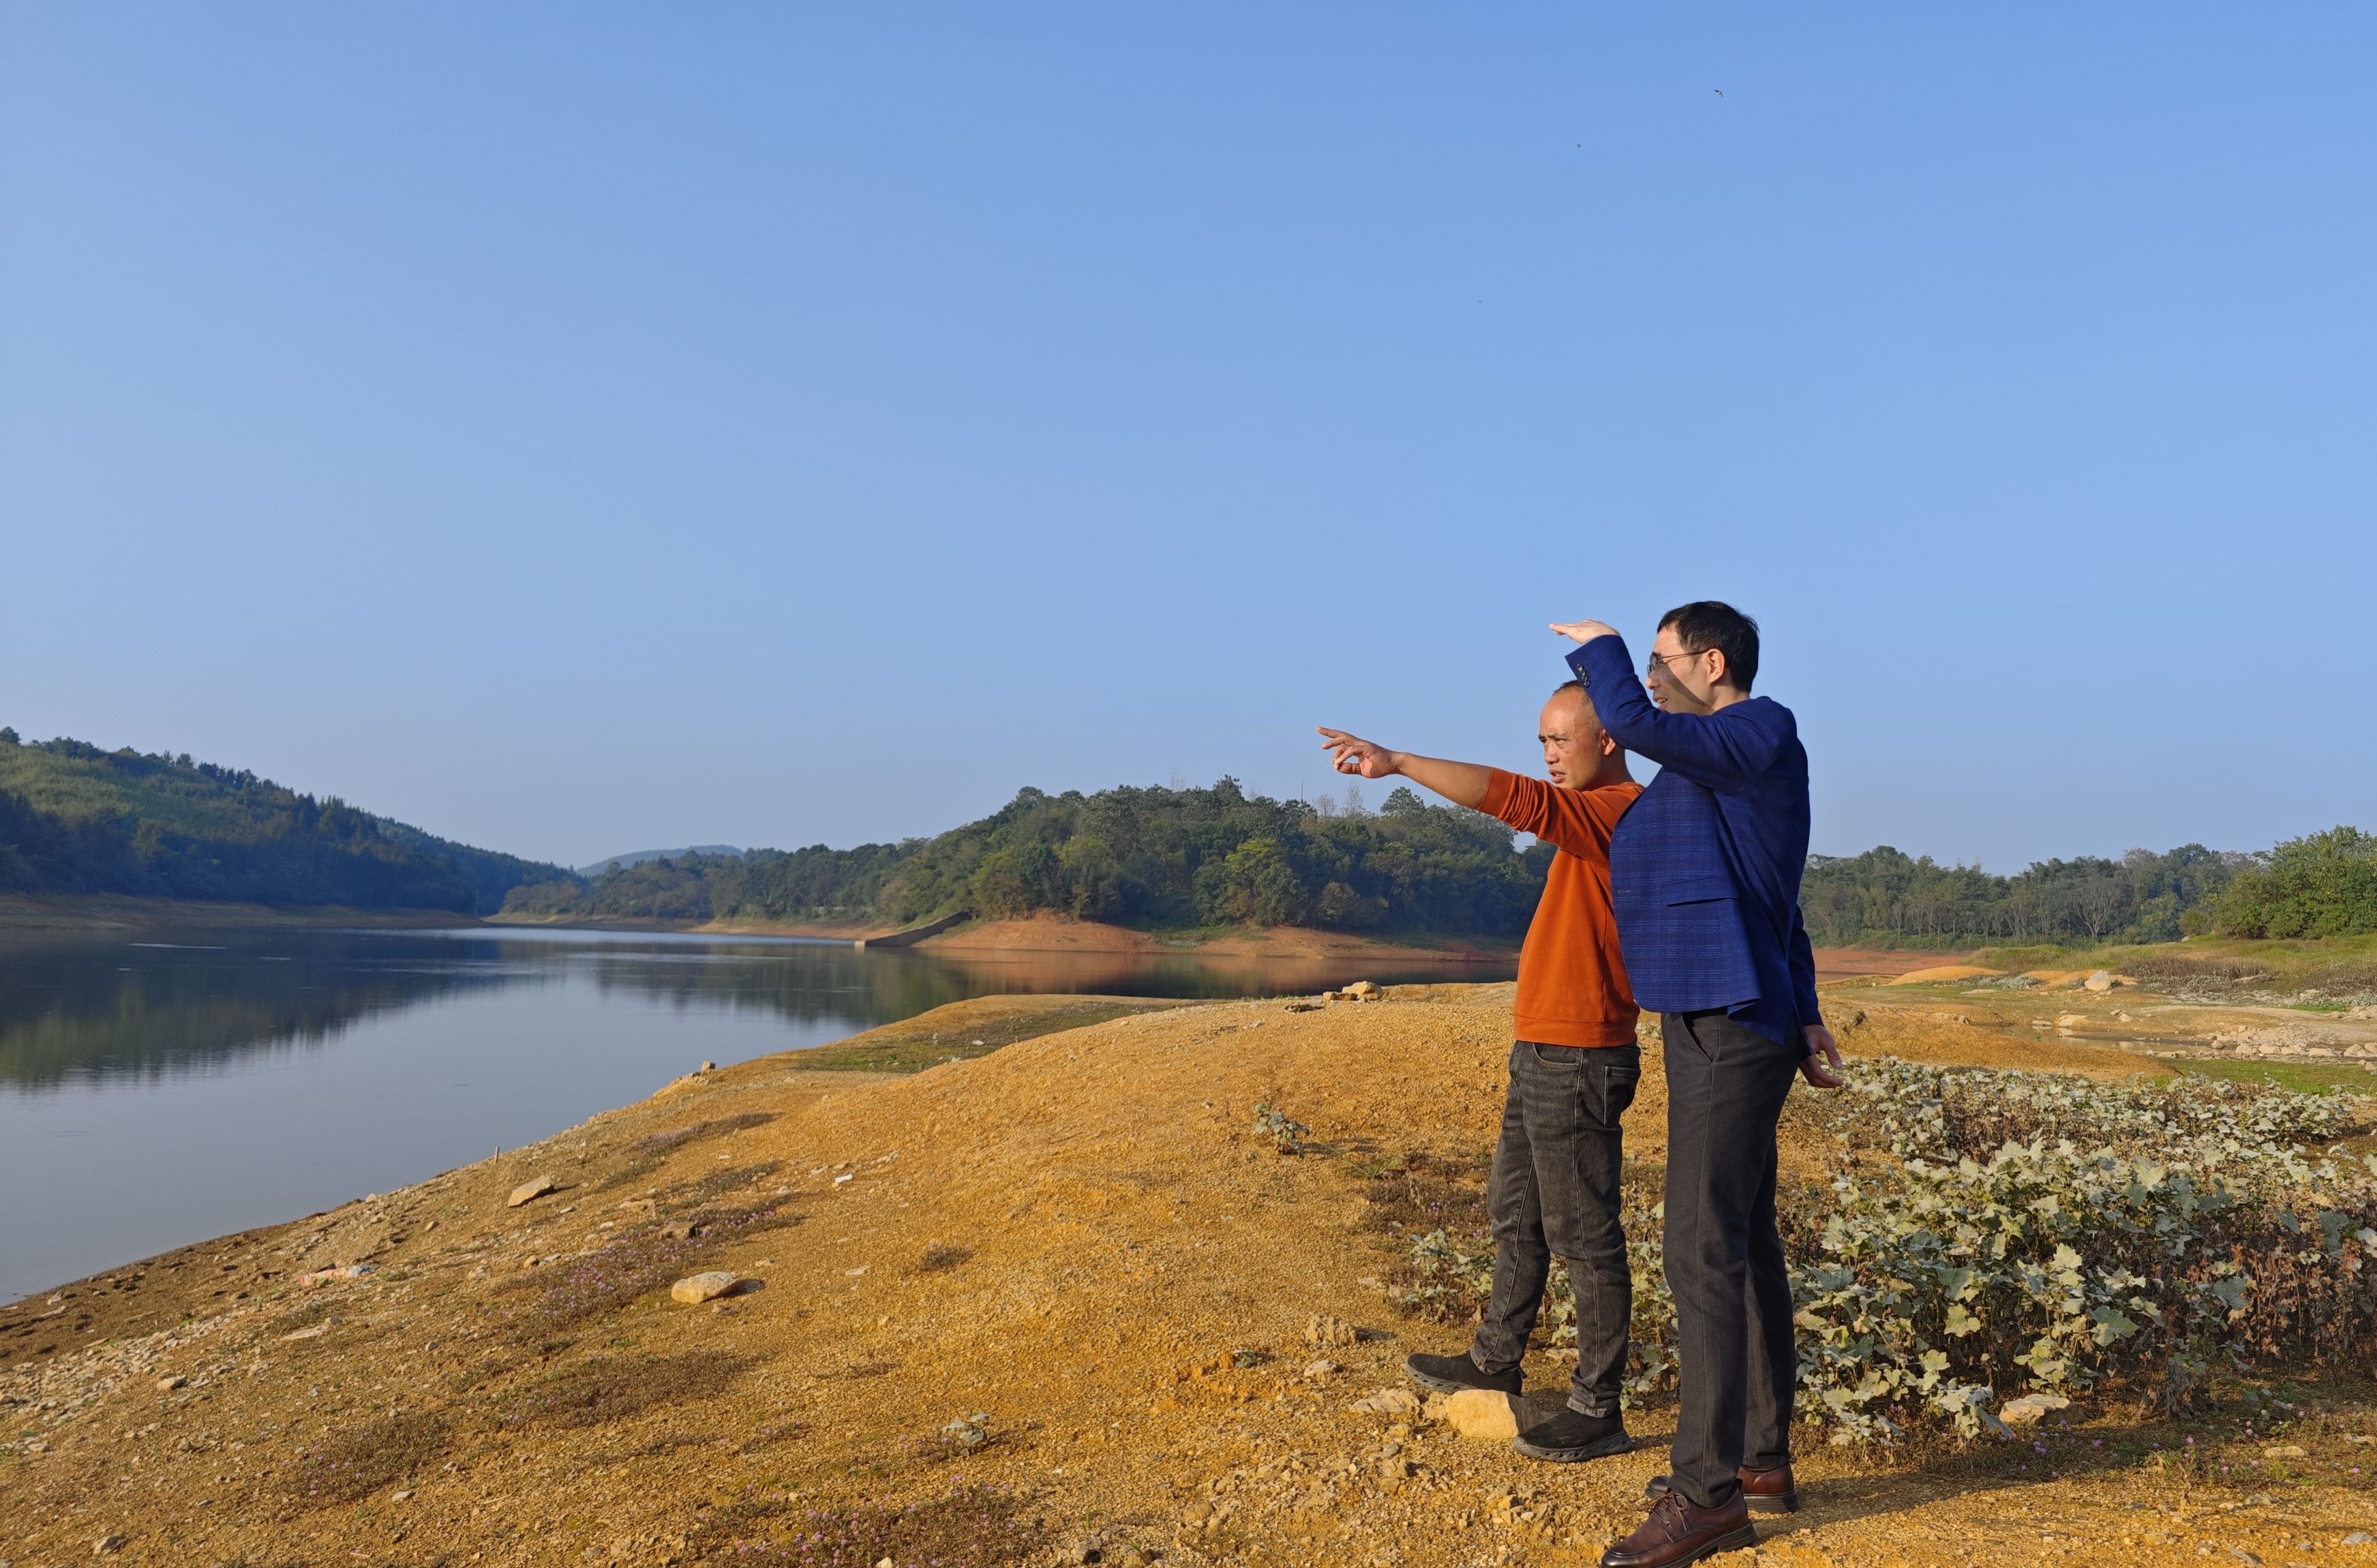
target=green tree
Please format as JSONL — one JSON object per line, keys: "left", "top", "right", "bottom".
{"left": 2201, "top": 826, "right": 2377, "bottom": 939}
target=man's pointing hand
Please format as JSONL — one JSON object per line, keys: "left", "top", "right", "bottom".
{"left": 1316, "top": 727, "right": 1398, "bottom": 780}
{"left": 1549, "top": 619, "right": 1620, "bottom": 645}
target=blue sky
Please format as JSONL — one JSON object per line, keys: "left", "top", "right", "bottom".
{"left": 3, "top": 5, "right": 2370, "bottom": 871}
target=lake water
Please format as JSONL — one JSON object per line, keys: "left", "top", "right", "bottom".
{"left": 0, "top": 924, "right": 1509, "bottom": 1301}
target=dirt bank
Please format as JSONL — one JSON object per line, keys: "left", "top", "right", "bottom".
{"left": 4, "top": 986, "right": 2371, "bottom": 1567}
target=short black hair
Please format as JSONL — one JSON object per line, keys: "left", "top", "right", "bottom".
{"left": 1657, "top": 601, "right": 1760, "bottom": 691}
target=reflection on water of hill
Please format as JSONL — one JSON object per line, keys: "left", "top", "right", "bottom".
{"left": 0, "top": 926, "right": 1509, "bottom": 1092}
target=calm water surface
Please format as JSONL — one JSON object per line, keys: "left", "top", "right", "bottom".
{"left": 0, "top": 925, "right": 1508, "bottom": 1300}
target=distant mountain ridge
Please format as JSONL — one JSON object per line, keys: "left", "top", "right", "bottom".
{"left": 0, "top": 729, "right": 571, "bottom": 915}
{"left": 575, "top": 845, "right": 743, "bottom": 878}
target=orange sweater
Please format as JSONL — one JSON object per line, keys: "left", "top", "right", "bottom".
{"left": 1481, "top": 769, "right": 1643, "bottom": 1048}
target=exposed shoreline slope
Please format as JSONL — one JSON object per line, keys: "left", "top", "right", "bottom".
{"left": 4, "top": 986, "right": 2369, "bottom": 1567}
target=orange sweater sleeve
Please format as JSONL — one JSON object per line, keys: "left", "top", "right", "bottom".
{"left": 1479, "top": 770, "right": 1639, "bottom": 862}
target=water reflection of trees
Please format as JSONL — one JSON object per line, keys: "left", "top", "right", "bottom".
{"left": 0, "top": 931, "right": 505, "bottom": 1089}
{"left": 0, "top": 929, "right": 1508, "bottom": 1091}
{"left": 581, "top": 944, "right": 1504, "bottom": 1029}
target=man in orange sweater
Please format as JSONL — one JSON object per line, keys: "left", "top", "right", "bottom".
{"left": 1317, "top": 682, "right": 1644, "bottom": 1465}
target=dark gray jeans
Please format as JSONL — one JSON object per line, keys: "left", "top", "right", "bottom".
{"left": 1469, "top": 1040, "right": 1640, "bottom": 1417}
{"left": 1661, "top": 1008, "right": 1802, "bottom": 1509}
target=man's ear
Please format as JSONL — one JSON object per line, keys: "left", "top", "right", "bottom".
{"left": 1599, "top": 732, "right": 1618, "bottom": 758}
{"left": 1702, "top": 647, "right": 1729, "bottom": 688}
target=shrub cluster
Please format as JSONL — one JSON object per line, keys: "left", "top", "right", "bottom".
{"left": 1397, "top": 1062, "right": 2377, "bottom": 1444}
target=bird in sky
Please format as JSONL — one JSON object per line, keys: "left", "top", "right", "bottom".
{"left": 1714, "top": 88, "right": 1725, "bottom": 97}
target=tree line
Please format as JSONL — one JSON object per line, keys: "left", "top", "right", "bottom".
{"left": 503, "top": 779, "right": 1551, "bottom": 935}
{"left": 513, "top": 777, "right": 2377, "bottom": 949}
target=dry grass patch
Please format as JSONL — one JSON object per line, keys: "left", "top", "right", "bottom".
{"left": 286, "top": 1410, "right": 450, "bottom": 1507}
{"left": 716, "top": 1481, "right": 1046, "bottom": 1566}
{"left": 499, "top": 1350, "right": 748, "bottom": 1430}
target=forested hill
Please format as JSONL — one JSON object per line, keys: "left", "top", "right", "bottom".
{"left": 502, "top": 779, "right": 1551, "bottom": 936}
{"left": 0, "top": 730, "right": 570, "bottom": 914}
{"left": 505, "top": 772, "right": 2375, "bottom": 950}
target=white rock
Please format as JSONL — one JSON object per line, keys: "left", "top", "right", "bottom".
{"left": 2084, "top": 971, "right": 2115, "bottom": 993}
{"left": 2000, "top": 1392, "right": 2070, "bottom": 1425}
{"left": 95, "top": 1538, "right": 127, "bottom": 1556}
{"left": 671, "top": 1271, "right": 744, "bottom": 1304}
{"left": 1440, "top": 1387, "right": 1522, "bottom": 1441}
{"left": 506, "top": 1175, "right": 558, "bottom": 1208}
{"left": 1303, "top": 1359, "right": 1341, "bottom": 1378}
{"left": 155, "top": 1374, "right": 187, "bottom": 1391}
{"left": 1347, "top": 1387, "right": 1421, "bottom": 1415}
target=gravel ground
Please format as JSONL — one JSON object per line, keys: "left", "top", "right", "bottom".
{"left": 4, "top": 982, "right": 2374, "bottom": 1567}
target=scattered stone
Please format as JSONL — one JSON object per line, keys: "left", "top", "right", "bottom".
{"left": 279, "top": 1323, "right": 331, "bottom": 1342}
{"left": 1440, "top": 1387, "right": 1523, "bottom": 1441}
{"left": 700, "top": 1061, "right": 716, "bottom": 1072}
{"left": 1347, "top": 1387, "right": 1421, "bottom": 1415}
{"left": 94, "top": 1539, "right": 127, "bottom": 1557}
{"left": 2001, "top": 1392, "right": 2071, "bottom": 1425}
{"left": 391, "top": 1489, "right": 414, "bottom": 1501}
{"left": 2344, "top": 1532, "right": 2374, "bottom": 1545}
{"left": 2261, "top": 1444, "right": 2306, "bottom": 1458}
{"left": 2085, "top": 971, "right": 2116, "bottom": 993}
{"left": 506, "top": 1175, "right": 558, "bottom": 1208}
{"left": 670, "top": 1271, "right": 745, "bottom": 1305}
{"left": 1303, "top": 1359, "right": 1341, "bottom": 1378}
{"left": 1344, "top": 980, "right": 1380, "bottom": 1000}
{"left": 1284, "top": 1001, "right": 1322, "bottom": 1012}
{"left": 1304, "top": 1313, "right": 1357, "bottom": 1348}
{"left": 155, "top": 1374, "right": 187, "bottom": 1391}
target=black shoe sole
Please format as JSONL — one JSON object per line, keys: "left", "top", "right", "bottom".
{"left": 1643, "top": 1477, "right": 1798, "bottom": 1514}
{"left": 1513, "top": 1428, "right": 1635, "bottom": 1463}
{"left": 1599, "top": 1520, "right": 1756, "bottom": 1568}
{"left": 1401, "top": 1355, "right": 1521, "bottom": 1398}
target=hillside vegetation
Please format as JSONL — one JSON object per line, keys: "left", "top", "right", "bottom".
{"left": 0, "top": 730, "right": 568, "bottom": 914}
{"left": 504, "top": 779, "right": 1549, "bottom": 935}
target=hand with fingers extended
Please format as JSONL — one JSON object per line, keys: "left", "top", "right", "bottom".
{"left": 1315, "top": 727, "right": 1400, "bottom": 781}
{"left": 1549, "top": 618, "right": 1620, "bottom": 645}
{"left": 1799, "top": 1024, "right": 1845, "bottom": 1089}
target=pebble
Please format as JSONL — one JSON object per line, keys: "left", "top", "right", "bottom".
{"left": 2344, "top": 1532, "right": 2374, "bottom": 1545}
{"left": 94, "top": 1539, "right": 127, "bottom": 1557}
{"left": 506, "top": 1175, "right": 559, "bottom": 1209}
{"left": 2261, "top": 1444, "right": 2305, "bottom": 1458}
{"left": 670, "top": 1271, "right": 745, "bottom": 1304}
{"left": 1347, "top": 1387, "right": 1421, "bottom": 1415}
{"left": 2001, "top": 1392, "right": 2071, "bottom": 1424}
{"left": 1303, "top": 1359, "right": 1341, "bottom": 1378}
{"left": 1440, "top": 1387, "right": 1522, "bottom": 1441}
{"left": 155, "top": 1374, "right": 187, "bottom": 1391}
{"left": 1303, "top": 1313, "right": 1357, "bottom": 1348}
{"left": 392, "top": 1489, "right": 414, "bottom": 1501}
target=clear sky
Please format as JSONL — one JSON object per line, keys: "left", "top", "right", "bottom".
{"left": 3, "top": 5, "right": 2370, "bottom": 872}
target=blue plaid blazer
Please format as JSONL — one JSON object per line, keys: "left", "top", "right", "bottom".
{"left": 1569, "top": 635, "right": 1823, "bottom": 1047}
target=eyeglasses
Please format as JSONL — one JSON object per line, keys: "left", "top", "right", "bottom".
{"left": 1644, "top": 650, "right": 1704, "bottom": 677}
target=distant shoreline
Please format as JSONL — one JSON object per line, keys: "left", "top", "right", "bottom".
{"left": 484, "top": 909, "right": 1525, "bottom": 962}
{"left": 0, "top": 894, "right": 1976, "bottom": 976}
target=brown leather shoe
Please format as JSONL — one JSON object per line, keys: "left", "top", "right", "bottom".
{"left": 1642, "top": 1462, "right": 1799, "bottom": 1514}
{"left": 1600, "top": 1489, "right": 1756, "bottom": 1567}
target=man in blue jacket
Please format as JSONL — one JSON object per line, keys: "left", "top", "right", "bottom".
{"left": 1551, "top": 602, "right": 1843, "bottom": 1568}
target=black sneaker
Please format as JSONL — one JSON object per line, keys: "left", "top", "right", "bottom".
{"left": 1512, "top": 1405, "right": 1632, "bottom": 1462}
{"left": 1403, "top": 1350, "right": 1522, "bottom": 1397}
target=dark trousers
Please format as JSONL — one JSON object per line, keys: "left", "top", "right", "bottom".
{"left": 1470, "top": 1040, "right": 1640, "bottom": 1417}
{"left": 1662, "top": 1008, "right": 1802, "bottom": 1507}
